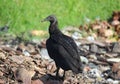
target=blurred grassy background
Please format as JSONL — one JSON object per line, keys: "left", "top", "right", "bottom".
{"left": 0, "top": 0, "right": 120, "bottom": 35}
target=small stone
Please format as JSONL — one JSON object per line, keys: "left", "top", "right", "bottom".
{"left": 23, "top": 50, "right": 30, "bottom": 56}
{"left": 87, "top": 68, "right": 101, "bottom": 78}
{"left": 112, "top": 43, "right": 120, "bottom": 53}
{"left": 80, "top": 56, "right": 89, "bottom": 64}
{"left": 40, "top": 48, "right": 52, "bottom": 60}
{"left": 75, "top": 41, "right": 81, "bottom": 46}
{"left": 113, "top": 80, "right": 120, "bottom": 84}
{"left": 107, "top": 58, "right": 120, "bottom": 62}
{"left": 82, "top": 45, "right": 89, "bottom": 51}
{"left": 107, "top": 78, "right": 115, "bottom": 83}
{"left": 87, "top": 36, "right": 95, "bottom": 42}
{"left": 72, "top": 32, "right": 82, "bottom": 40}
{"left": 90, "top": 44, "right": 99, "bottom": 53}
{"left": 88, "top": 63, "right": 98, "bottom": 69}
{"left": 89, "top": 54, "right": 97, "bottom": 60}
{"left": 111, "top": 20, "right": 120, "bottom": 26}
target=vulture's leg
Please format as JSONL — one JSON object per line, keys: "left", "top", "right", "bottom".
{"left": 56, "top": 67, "right": 60, "bottom": 78}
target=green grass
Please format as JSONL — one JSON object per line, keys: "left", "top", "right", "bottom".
{"left": 0, "top": 0, "right": 120, "bottom": 35}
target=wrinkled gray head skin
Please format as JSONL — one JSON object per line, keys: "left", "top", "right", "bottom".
{"left": 42, "top": 15, "right": 57, "bottom": 23}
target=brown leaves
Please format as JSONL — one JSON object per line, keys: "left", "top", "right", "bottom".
{"left": 112, "top": 11, "right": 120, "bottom": 21}
{"left": 110, "top": 62, "right": 120, "bottom": 80}
{"left": 112, "top": 62, "right": 120, "bottom": 73}
{"left": 14, "top": 68, "right": 32, "bottom": 84}
{"left": 78, "top": 11, "right": 120, "bottom": 42}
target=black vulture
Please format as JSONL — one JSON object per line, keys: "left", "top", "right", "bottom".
{"left": 42, "top": 15, "right": 83, "bottom": 78}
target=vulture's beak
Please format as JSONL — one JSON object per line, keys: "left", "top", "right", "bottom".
{"left": 41, "top": 18, "right": 48, "bottom": 22}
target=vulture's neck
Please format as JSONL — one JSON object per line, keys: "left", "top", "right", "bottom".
{"left": 49, "top": 21, "right": 62, "bottom": 35}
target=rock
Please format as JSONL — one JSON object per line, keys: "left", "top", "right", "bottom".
{"left": 111, "top": 20, "right": 120, "bottom": 26}
{"left": 107, "top": 78, "right": 114, "bottom": 83}
{"left": 32, "top": 39, "right": 41, "bottom": 43}
{"left": 107, "top": 58, "right": 120, "bottom": 62}
{"left": 80, "top": 56, "right": 89, "bottom": 64}
{"left": 59, "top": 68, "right": 64, "bottom": 77}
{"left": 105, "top": 53, "right": 118, "bottom": 58}
{"left": 86, "top": 36, "right": 95, "bottom": 42}
{"left": 112, "top": 43, "right": 120, "bottom": 53}
{"left": 72, "top": 32, "right": 82, "bottom": 40}
{"left": 40, "top": 48, "right": 52, "bottom": 60}
{"left": 75, "top": 41, "right": 81, "bottom": 46}
{"left": 107, "top": 78, "right": 120, "bottom": 84}
{"left": 87, "top": 68, "right": 102, "bottom": 78}
{"left": 113, "top": 80, "right": 120, "bottom": 84}
{"left": 88, "top": 63, "right": 98, "bottom": 69}
{"left": 82, "top": 45, "right": 89, "bottom": 51}
{"left": 90, "top": 44, "right": 98, "bottom": 53}
{"left": 89, "top": 54, "right": 97, "bottom": 60}
{"left": 23, "top": 50, "right": 30, "bottom": 56}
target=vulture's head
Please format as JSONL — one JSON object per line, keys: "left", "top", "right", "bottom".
{"left": 42, "top": 15, "right": 57, "bottom": 23}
